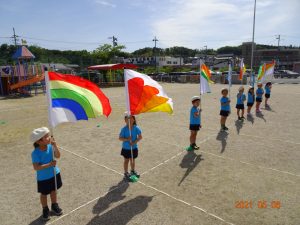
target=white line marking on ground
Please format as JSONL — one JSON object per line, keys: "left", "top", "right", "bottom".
{"left": 138, "top": 181, "right": 234, "bottom": 225}
{"left": 59, "top": 146, "right": 123, "bottom": 176}
{"left": 48, "top": 182, "right": 127, "bottom": 225}
{"left": 56, "top": 145, "right": 235, "bottom": 225}
{"left": 141, "top": 134, "right": 214, "bottom": 176}
{"left": 200, "top": 150, "right": 300, "bottom": 177}
{"left": 147, "top": 134, "right": 300, "bottom": 177}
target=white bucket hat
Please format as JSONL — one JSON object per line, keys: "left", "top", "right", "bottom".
{"left": 191, "top": 96, "right": 201, "bottom": 102}
{"left": 30, "top": 127, "right": 50, "bottom": 143}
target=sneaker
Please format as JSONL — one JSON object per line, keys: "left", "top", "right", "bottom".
{"left": 131, "top": 170, "right": 140, "bottom": 178}
{"left": 224, "top": 126, "right": 229, "bottom": 131}
{"left": 124, "top": 172, "right": 131, "bottom": 180}
{"left": 51, "top": 203, "right": 62, "bottom": 216}
{"left": 241, "top": 116, "right": 245, "bottom": 120}
{"left": 193, "top": 144, "right": 200, "bottom": 150}
{"left": 42, "top": 206, "right": 50, "bottom": 221}
{"left": 238, "top": 116, "right": 242, "bottom": 121}
{"left": 247, "top": 113, "right": 252, "bottom": 116}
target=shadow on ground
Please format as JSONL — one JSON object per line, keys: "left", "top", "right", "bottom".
{"left": 178, "top": 151, "right": 204, "bottom": 186}
{"left": 92, "top": 179, "right": 129, "bottom": 215}
{"left": 235, "top": 119, "right": 244, "bottom": 134}
{"left": 256, "top": 112, "right": 266, "bottom": 122}
{"left": 216, "top": 131, "right": 229, "bottom": 153}
{"left": 247, "top": 114, "right": 254, "bottom": 124}
{"left": 87, "top": 195, "right": 153, "bottom": 225}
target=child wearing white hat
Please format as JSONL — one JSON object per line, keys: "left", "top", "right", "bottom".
{"left": 30, "top": 127, "right": 63, "bottom": 220}
{"left": 189, "top": 96, "right": 201, "bottom": 150}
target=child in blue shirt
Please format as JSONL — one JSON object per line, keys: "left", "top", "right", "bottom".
{"left": 119, "top": 113, "right": 142, "bottom": 180}
{"left": 256, "top": 83, "right": 264, "bottom": 113}
{"left": 264, "top": 82, "right": 272, "bottom": 107}
{"left": 236, "top": 86, "right": 246, "bottom": 120}
{"left": 247, "top": 86, "right": 255, "bottom": 115}
{"left": 31, "top": 127, "right": 63, "bottom": 221}
{"left": 220, "top": 88, "right": 231, "bottom": 131}
{"left": 189, "top": 96, "right": 201, "bottom": 150}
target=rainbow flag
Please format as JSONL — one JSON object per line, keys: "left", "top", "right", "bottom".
{"left": 257, "top": 61, "right": 275, "bottom": 81}
{"left": 257, "top": 64, "right": 266, "bottom": 81}
{"left": 124, "top": 69, "right": 173, "bottom": 115}
{"left": 239, "top": 58, "right": 246, "bottom": 80}
{"left": 200, "top": 63, "right": 213, "bottom": 94}
{"left": 46, "top": 72, "right": 111, "bottom": 127}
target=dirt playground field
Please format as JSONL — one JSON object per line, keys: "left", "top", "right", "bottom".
{"left": 0, "top": 83, "right": 299, "bottom": 225}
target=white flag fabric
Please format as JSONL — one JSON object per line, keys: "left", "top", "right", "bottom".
{"left": 227, "top": 63, "right": 232, "bottom": 87}
{"left": 124, "top": 69, "right": 173, "bottom": 115}
{"left": 200, "top": 74, "right": 211, "bottom": 94}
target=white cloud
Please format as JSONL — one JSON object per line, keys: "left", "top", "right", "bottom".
{"left": 94, "top": 0, "right": 116, "bottom": 8}
{"left": 151, "top": 0, "right": 300, "bottom": 49}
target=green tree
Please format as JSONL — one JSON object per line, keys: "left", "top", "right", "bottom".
{"left": 92, "top": 44, "right": 127, "bottom": 64}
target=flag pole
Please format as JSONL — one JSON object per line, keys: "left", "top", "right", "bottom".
{"left": 250, "top": 0, "right": 257, "bottom": 88}
{"left": 124, "top": 69, "right": 135, "bottom": 179}
{"left": 199, "top": 59, "right": 202, "bottom": 110}
{"left": 228, "top": 62, "right": 231, "bottom": 100}
{"left": 45, "top": 71, "right": 58, "bottom": 192}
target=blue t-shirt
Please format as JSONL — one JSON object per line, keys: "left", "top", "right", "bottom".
{"left": 31, "top": 144, "right": 60, "bottom": 181}
{"left": 236, "top": 93, "right": 246, "bottom": 105}
{"left": 220, "top": 96, "right": 230, "bottom": 111}
{"left": 256, "top": 88, "right": 264, "bottom": 99}
{"left": 247, "top": 92, "right": 255, "bottom": 104}
{"left": 265, "top": 86, "right": 271, "bottom": 94}
{"left": 190, "top": 106, "right": 201, "bottom": 125}
{"left": 119, "top": 125, "right": 142, "bottom": 150}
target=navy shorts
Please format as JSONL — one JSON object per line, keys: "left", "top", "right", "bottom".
{"left": 220, "top": 110, "right": 230, "bottom": 117}
{"left": 247, "top": 102, "right": 254, "bottom": 107}
{"left": 265, "top": 94, "right": 270, "bottom": 98}
{"left": 189, "top": 124, "right": 200, "bottom": 131}
{"left": 121, "top": 148, "right": 138, "bottom": 159}
{"left": 236, "top": 104, "right": 244, "bottom": 109}
{"left": 256, "top": 97, "right": 262, "bottom": 102}
{"left": 37, "top": 173, "right": 62, "bottom": 195}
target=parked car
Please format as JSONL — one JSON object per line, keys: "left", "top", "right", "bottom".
{"left": 274, "top": 70, "right": 300, "bottom": 79}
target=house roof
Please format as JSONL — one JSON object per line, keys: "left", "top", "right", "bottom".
{"left": 12, "top": 46, "right": 35, "bottom": 60}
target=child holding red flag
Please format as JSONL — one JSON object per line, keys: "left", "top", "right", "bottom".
{"left": 119, "top": 113, "right": 142, "bottom": 180}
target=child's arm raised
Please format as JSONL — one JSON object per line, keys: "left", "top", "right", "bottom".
{"left": 51, "top": 136, "right": 60, "bottom": 159}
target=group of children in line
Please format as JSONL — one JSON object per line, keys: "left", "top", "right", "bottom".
{"left": 31, "top": 82, "right": 272, "bottom": 220}
{"left": 189, "top": 82, "right": 272, "bottom": 149}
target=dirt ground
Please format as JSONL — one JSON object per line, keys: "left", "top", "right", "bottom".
{"left": 0, "top": 83, "right": 299, "bottom": 225}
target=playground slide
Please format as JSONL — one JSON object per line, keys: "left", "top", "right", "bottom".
{"left": 10, "top": 74, "right": 45, "bottom": 90}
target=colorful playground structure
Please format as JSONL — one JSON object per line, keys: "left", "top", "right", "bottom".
{"left": 0, "top": 46, "right": 45, "bottom": 96}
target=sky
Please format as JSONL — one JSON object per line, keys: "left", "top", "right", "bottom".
{"left": 0, "top": 0, "right": 299, "bottom": 52}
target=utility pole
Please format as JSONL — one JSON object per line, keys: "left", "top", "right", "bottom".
{"left": 109, "top": 36, "right": 118, "bottom": 47}
{"left": 276, "top": 35, "right": 281, "bottom": 50}
{"left": 108, "top": 36, "right": 118, "bottom": 63}
{"left": 112, "top": 36, "right": 118, "bottom": 47}
{"left": 153, "top": 36, "right": 158, "bottom": 73}
{"left": 250, "top": 0, "right": 257, "bottom": 87}
{"left": 11, "top": 27, "right": 19, "bottom": 46}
